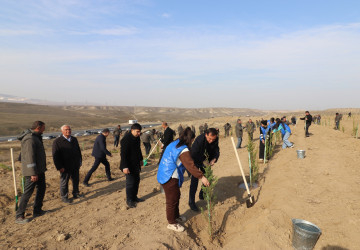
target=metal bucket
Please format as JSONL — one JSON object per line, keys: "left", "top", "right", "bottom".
{"left": 292, "top": 218, "right": 321, "bottom": 250}
{"left": 297, "top": 150, "right": 306, "bottom": 159}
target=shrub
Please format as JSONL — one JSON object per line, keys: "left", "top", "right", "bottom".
{"left": 201, "top": 153, "right": 218, "bottom": 241}
{"left": 247, "top": 133, "right": 259, "bottom": 186}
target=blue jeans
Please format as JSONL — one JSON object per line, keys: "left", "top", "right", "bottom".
{"left": 236, "top": 137, "right": 242, "bottom": 148}
{"left": 282, "top": 131, "right": 293, "bottom": 148}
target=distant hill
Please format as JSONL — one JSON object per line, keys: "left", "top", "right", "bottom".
{"left": 0, "top": 102, "right": 269, "bottom": 136}
{"left": 1, "top": 99, "right": 359, "bottom": 136}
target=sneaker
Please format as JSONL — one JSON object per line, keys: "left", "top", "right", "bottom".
{"left": 189, "top": 202, "right": 199, "bottom": 212}
{"left": 33, "top": 210, "right": 47, "bottom": 218}
{"left": 15, "top": 216, "right": 29, "bottom": 224}
{"left": 259, "top": 159, "right": 264, "bottom": 162}
{"left": 167, "top": 223, "right": 185, "bottom": 232}
{"left": 127, "top": 201, "right": 137, "bottom": 208}
{"left": 83, "top": 182, "right": 90, "bottom": 187}
{"left": 290, "top": 145, "right": 294, "bottom": 148}
{"left": 176, "top": 216, "right": 186, "bottom": 223}
{"left": 62, "top": 197, "right": 73, "bottom": 204}
{"left": 108, "top": 178, "right": 114, "bottom": 182}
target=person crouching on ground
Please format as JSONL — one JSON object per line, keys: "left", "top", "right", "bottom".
{"left": 120, "top": 123, "right": 144, "bottom": 208}
{"left": 157, "top": 127, "right": 210, "bottom": 232}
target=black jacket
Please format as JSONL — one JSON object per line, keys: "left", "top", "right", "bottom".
{"left": 162, "top": 127, "right": 174, "bottom": 148}
{"left": 52, "top": 136, "right": 82, "bottom": 171}
{"left": 190, "top": 133, "right": 220, "bottom": 169}
{"left": 120, "top": 132, "right": 143, "bottom": 174}
{"left": 300, "top": 114, "right": 313, "bottom": 126}
{"left": 92, "top": 134, "right": 111, "bottom": 159}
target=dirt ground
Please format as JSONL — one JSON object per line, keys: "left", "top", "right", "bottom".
{"left": 0, "top": 117, "right": 359, "bottom": 249}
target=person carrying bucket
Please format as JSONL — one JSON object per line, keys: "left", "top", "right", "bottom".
{"left": 157, "top": 127, "right": 210, "bottom": 232}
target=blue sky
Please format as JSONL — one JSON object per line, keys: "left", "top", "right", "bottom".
{"left": 1, "top": 0, "right": 359, "bottom": 110}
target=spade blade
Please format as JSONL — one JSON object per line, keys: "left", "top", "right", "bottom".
{"left": 246, "top": 196, "right": 255, "bottom": 208}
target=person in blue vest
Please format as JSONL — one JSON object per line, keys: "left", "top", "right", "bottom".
{"left": 272, "top": 118, "right": 294, "bottom": 149}
{"left": 157, "top": 127, "right": 210, "bottom": 232}
{"left": 267, "top": 117, "right": 276, "bottom": 130}
{"left": 259, "top": 120, "right": 270, "bottom": 161}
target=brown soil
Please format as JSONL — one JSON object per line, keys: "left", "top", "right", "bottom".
{"left": 0, "top": 117, "right": 359, "bottom": 249}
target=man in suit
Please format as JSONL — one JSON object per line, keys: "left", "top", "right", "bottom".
{"left": 52, "top": 125, "right": 82, "bottom": 203}
{"left": 83, "top": 128, "right": 113, "bottom": 186}
{"left": 120, "top": 123, "right": 143, "bottom": 208}
{"left": 188, "top": 128, "right": 220, "bottom": 211}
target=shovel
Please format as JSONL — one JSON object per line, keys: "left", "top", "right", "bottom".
{"left": 10, "top": 148, "right": 19, "bottom": 211}
{"left": 143, "top": 139, "right": 161, "bottom": 166}
{"left": 231, "top": 137, "right": 255, "bottom": 208}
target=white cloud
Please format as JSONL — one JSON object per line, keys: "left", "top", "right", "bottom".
{"left": 161, "top": 13, "right": 171, "bottom": 18}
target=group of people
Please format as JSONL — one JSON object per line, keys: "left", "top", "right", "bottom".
{"left": 15, "top": 112, "right": 317, "bottom": 232}
{"left": 15, "top": 122, "right": 117, "bottom": 224}
{"left": 233, "top": 111, "right": 314, "bottom": 162}
{"left": 14, "top": 120, "right": 221, "bottom": 234}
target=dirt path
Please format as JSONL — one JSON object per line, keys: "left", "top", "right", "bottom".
{"left": 1, "top": 120, "right": 359, "bottom": 249}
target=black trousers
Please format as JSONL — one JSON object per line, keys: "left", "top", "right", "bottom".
{"left": 305, "top": 124, "right": 311, "bottom": 136}
{"left": 259, "top": 140, "right": 265, "bottom": 159}
{"left": 60, "top": 169, "right": 79, "bottom": 199}
{"left": 143, "top": 142, "right": 151, "bottom": 155}
{"left": 114, "top": 135, "right": 120, "bottom": 147}
{"left": 189, "top": 166, "right": 205, "bottom": 204}
{"left": 84, "top": 157, "right": 111, "bottom": 183}
{"left": 16, "top": 173, "right": 46, "bottom": 218}
{"left": 126, "top": 173, "right": 140, "bottom": 202}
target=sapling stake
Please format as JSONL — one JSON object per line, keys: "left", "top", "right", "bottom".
{"left": 10, "top": 148, "right": 18, "bottom": 211}
{"left": 248, "top": 152, "right": 252, "bottom": 187}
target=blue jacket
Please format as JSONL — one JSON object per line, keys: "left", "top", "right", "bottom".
{"left": 273, "top": 123, "right": 291, "bottom": 135}
{"left": 157, "top": 139, "right": 188, "bottom": 187}
{"left": 268, "top": 121, "right": 276, "bottom": 130}
{"left": 260, "top": 126, "right": 270, "bottom": 141}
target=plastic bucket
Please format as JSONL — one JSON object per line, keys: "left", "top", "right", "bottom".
{"left": 297, "top": 150, "right": 306, "bottom": 159}
{"left": 292, "top": 218, "right": 322, "bottom": 250}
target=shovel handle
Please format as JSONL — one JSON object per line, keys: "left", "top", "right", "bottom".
{"left": 145, "top": 139, "right": 161, "bottom": 161}
{"left": 10, "top": 148, "right": 18, "bottom": 197}
{"left": 231, "top": 137, "right": 253, "bottom": 203}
